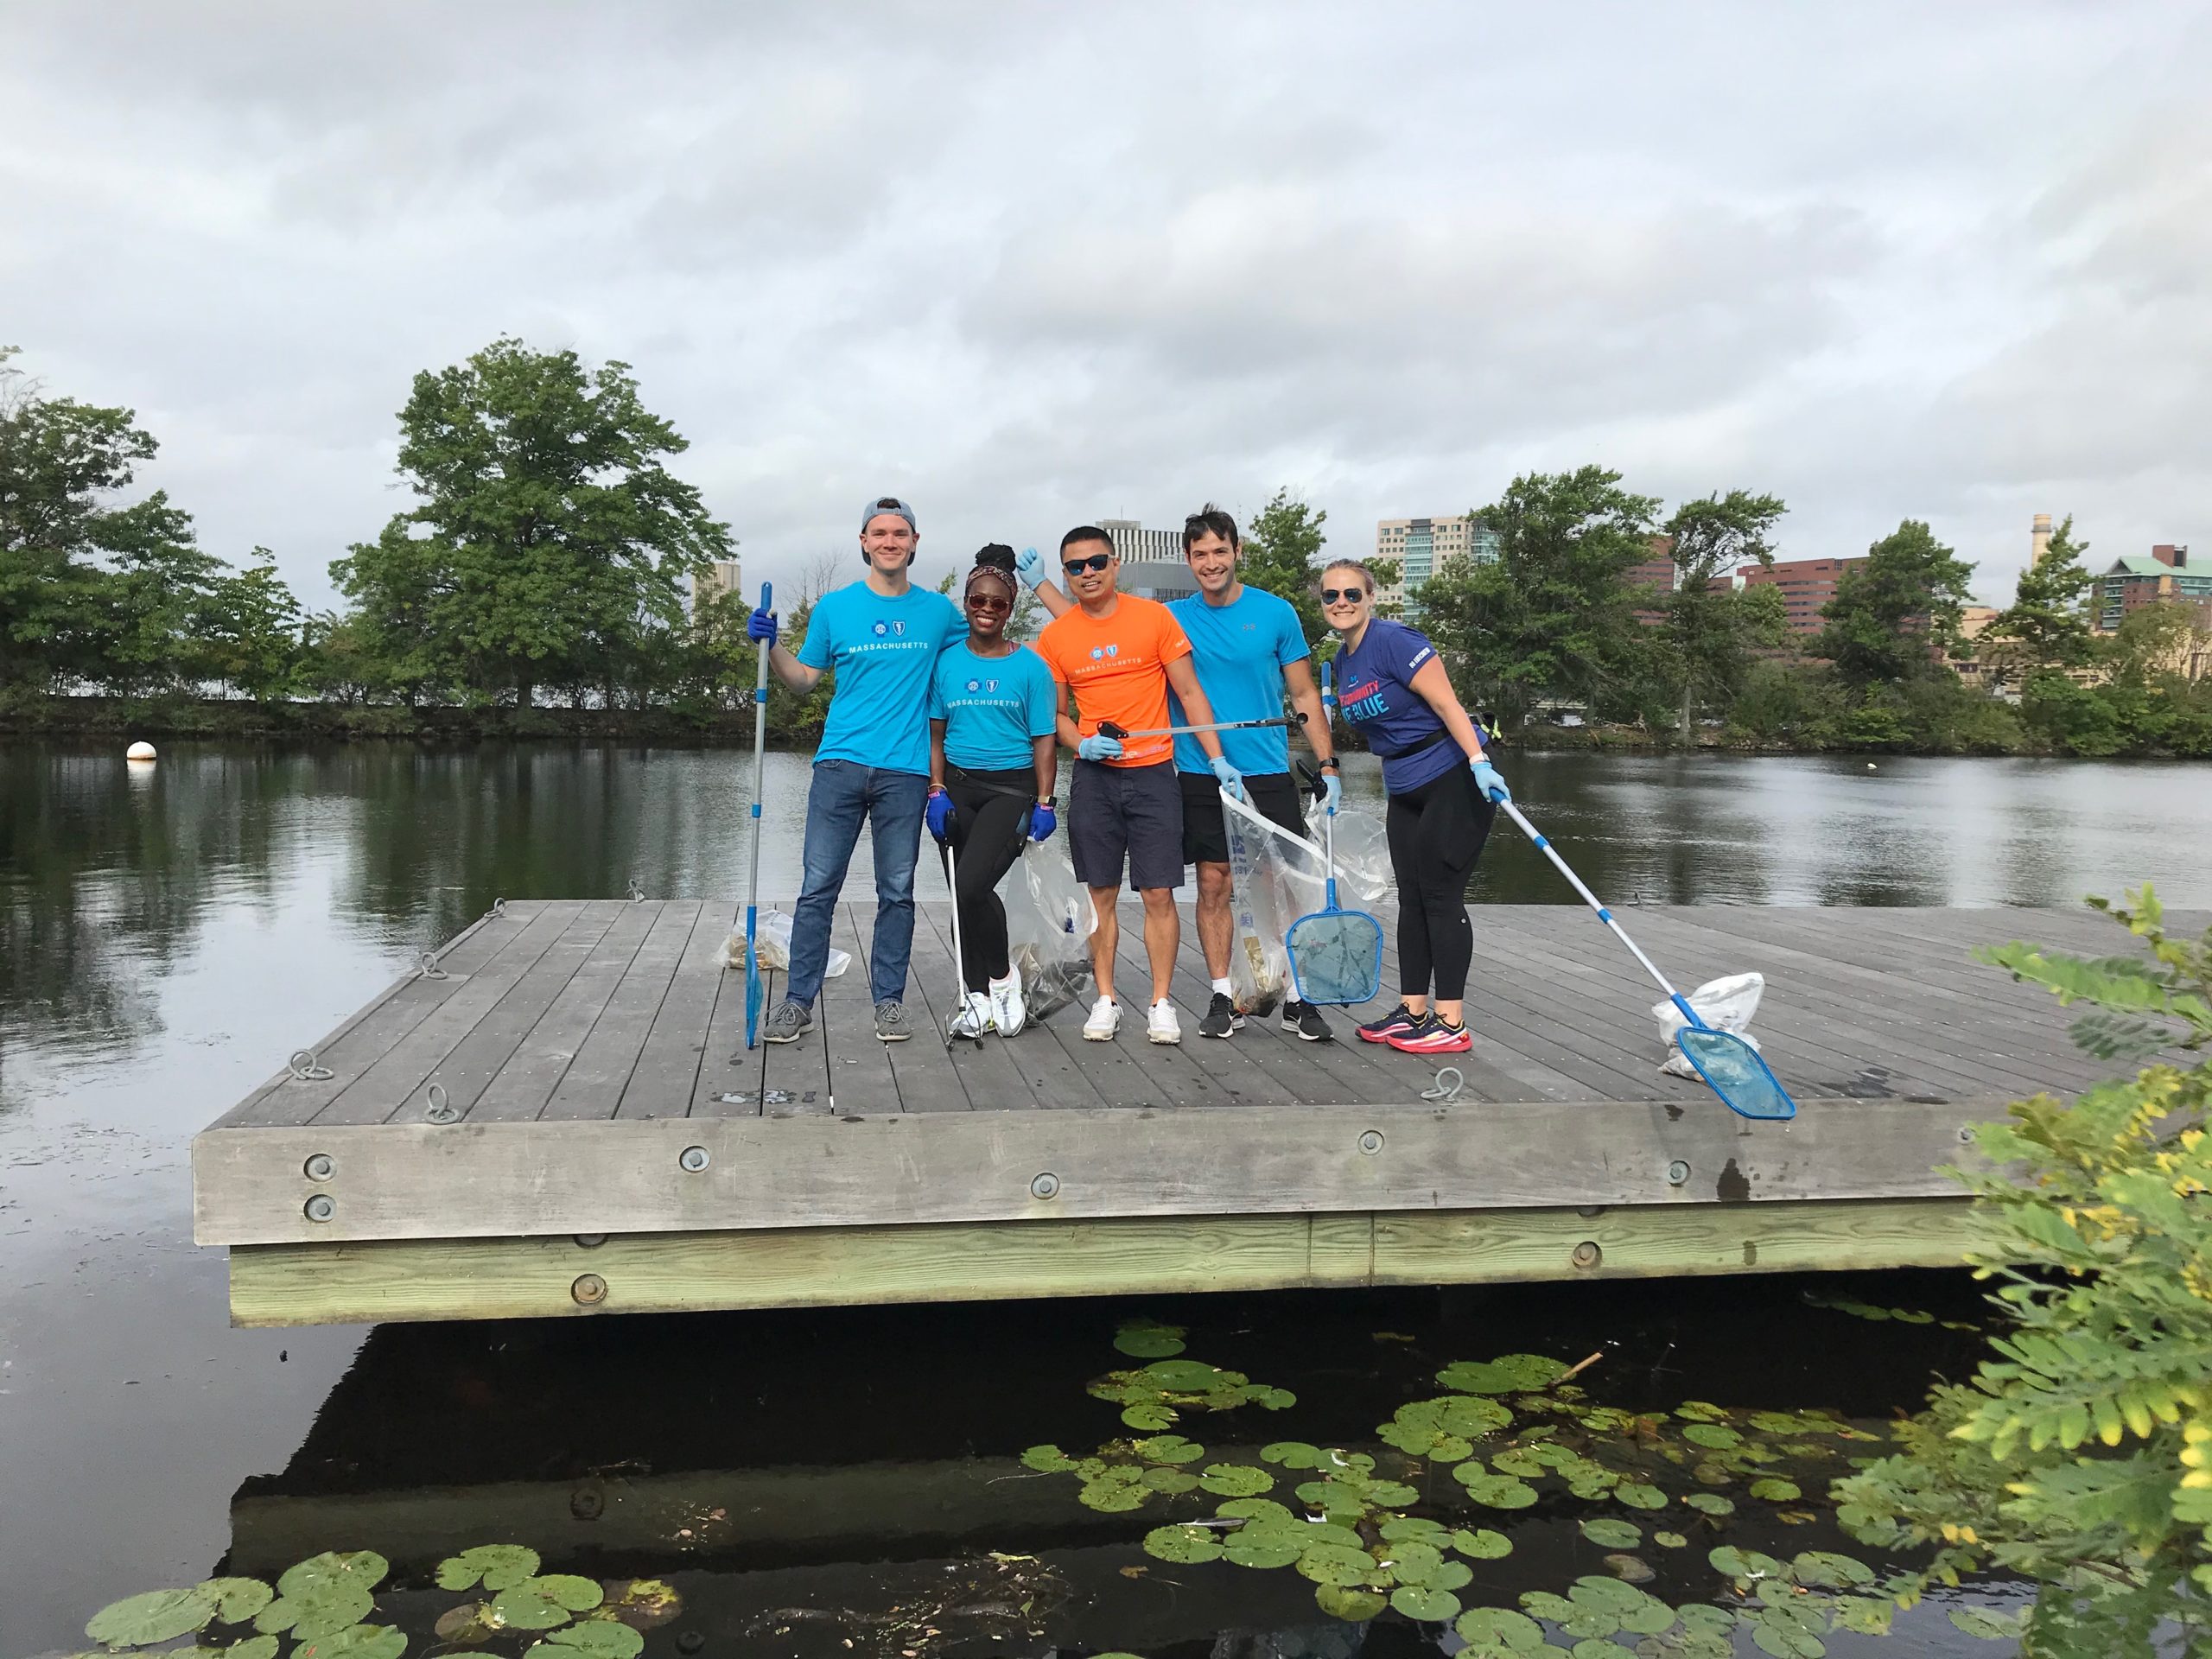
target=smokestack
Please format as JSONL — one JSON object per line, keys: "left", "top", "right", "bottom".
{"left": 2031, "top": 512, "right": 2052, "bottom": 565}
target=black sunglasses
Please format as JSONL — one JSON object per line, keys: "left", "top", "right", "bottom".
{"left": 1063, "top": 552, "right": 1112, "bottom": 575}
{"left": 1321, "top": 586, "right": 1367, "bottom": 603}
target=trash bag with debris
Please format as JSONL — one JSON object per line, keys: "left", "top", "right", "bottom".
{"left": 1002, "top": 841, "right": 1095, "bottom": 1019}
{"left": 720, "top": 908, "right": 852, "bottom": 978}
{"left": 1303, "top": 798, "right": 1391, "bottom": 905}
{"left": 1224, "top": 789, "right": 1326, "bottom": 1018}
{"left": 1652, "top": 972, "right": 1764, "bottom": 1078}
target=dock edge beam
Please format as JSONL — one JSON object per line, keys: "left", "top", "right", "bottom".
{"left": 228, "top": 1198, "right": 1987, "bottom": 1327}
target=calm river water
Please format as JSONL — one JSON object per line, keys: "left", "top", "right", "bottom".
{"left": 3, "top": 742, "right": 2207, "bottom": 1659}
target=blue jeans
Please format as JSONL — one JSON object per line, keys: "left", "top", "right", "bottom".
{"left": 787, "top": 760, "right": 931, "bottom": 1008}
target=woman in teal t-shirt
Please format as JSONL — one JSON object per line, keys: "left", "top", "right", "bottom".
{"left": 925, "top": 551, "right": 1062, "bottom": 1039}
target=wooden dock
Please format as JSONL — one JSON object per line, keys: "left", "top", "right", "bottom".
{"left": 190, "top": 899, "right": 2160, "bottom": 1326}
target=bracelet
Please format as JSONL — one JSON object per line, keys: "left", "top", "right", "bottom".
{"left": 1319, "top": 759, "right": 1340, "bottom": 772}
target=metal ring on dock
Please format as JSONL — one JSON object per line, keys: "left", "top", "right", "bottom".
{"left": 626, "top": 881, "right": 645, "bottom": 903}
{"left": 418, "top": 950, "right": 448, "bottom": 980}
{"left": 1420, "top": 1065, "right": 1465, "bottom": 1102}
{"left": 423, "top": 1084, "right": 461, "bottom": 1124}
{"left": 491, "top": 896, "right": 506, "bottom": 918}
{"left": 287, "top": 1048, "right": 334, "bottom": 1083}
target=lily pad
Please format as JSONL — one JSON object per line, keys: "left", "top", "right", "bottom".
{"left": 1789, "top": 1551, "right": 1874, "bottom": 1590}
{"left": 1602, "top": 1554, "right": 1653, "bottom": 1583}
{"left": 1748, "top": 1478, "right": 1802, "bottom": 1502}
{"left": 1137, "top": 1358, "right": 1225, "bottom": 1390}
{"left": 1681, "top": 1423, "right": 1742, "bottom": 1450}
{"left": 1142, "top": 1467, "right": 1200, "bottom": 1493}
{"left": 88, "top": 1589, "right": 219, "bottom": 1647}
{"left": 1519, "top": 1590, "right": 1578, "bottom": 1621}
{"left": 1198, "top": 1463, "right": 1272, "bottom": 1497}
{"left": 198, "top": 1581, "right": 275, "bottom": 1625}
{"left": 433, "top": 1605, "right": 497, "bottom": 1646}
{"left": 294, "top": 1627, "right": 406, "bottom": 1659}
{"left": 1682, "top": 1493, "right": 1734, "bottom": 1516}
{"left": 1261, "top": 1440, "right": 1328, "bottom": 1468}
{"left": 1830, "top": 1597, "right": 1894, "bottom": 1635}
{"left": 1113, "top": 1319, "right": 1186, "bottom": 1357}
{"left": 437, "top": 1548, "right": 542, "bottom": 1593}
{"left": 1653, "top": 1530, "right": 1689, "bottom": 1548}
{"left": 1122, "top": 1402, "right": 1174, "bottom": 1430}
{"left": 1438, "top": 1355, "right": 1569, "bottom": 1395}
{"left": 1947, "top": 1607, "right": 2020, "bottom": 1640}
{"left": 256, "top": 1586, "right": 375, "bottom": 1642}
{"left": 1579, "top": 1518, "right": 1642, "bottom": 1549}
{"left": 1708, "top": 1546, "right": 1784, "bottom": 1581}
{"left": 1391, "top": 1586, "right": 1461, "bottom": 1622}
{"left": 1455, "top": 1606, "right": 1548, "bottom": 1655}
{"left": 1380, "top": 1516, "right": 1447, "bottom": 1541}
{"left": 1296, "top": 1543, "right": 1377, "bottom": 1586}
{"left": 1742, "top": 1610, "right": 1825, "bottom": 1657}
{"left": 524, "top": 1625, "right": 645, "bottom": 1659}
{"left": 1219, "top": 1496, "right": 1294, "bottom": 1522}
{"left": 1135, "top": 1433, "right": 1205, "bottom": 1464}
{"left": 1455, "top": 1468, "right": 1538, "bottom": 1508}
{"left": 486, "top": 1587, "right": 574, "bottom": 1633}
{"left": 279, "top": 1555, "right": 388, "bottom": 1599}
{"left": 1452, "top": 1527, "right": 1513, "bottom": 1560}
{"left": 1225, "top": 1535, "right": 1303, "bottom": 1569}
{"left": 203, "top": 1637, "right": 279, "bottom": 1659}
{"left": 1615, "top": 1482, "right": 1668, "bottom": 1510}
{"left": 1313, "top": 1585, "right": 1387, "bottom": 1622}
{"left": 1489, "top": 1447, "right": 1548, "bottom": 1478}
{"left": 1020, "top": 1445, "right": 1077, "bottom": 1472}
{"left": 1143, "top": 1524, "right": 1225, "bottom": 1564}
{"left": 1569, "top": 1643, "right": 1636, "bottom": 1659}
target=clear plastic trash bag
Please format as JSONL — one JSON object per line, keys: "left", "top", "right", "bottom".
{"left": 721, "top": 908, "right": 852, "bottom": 978}
{"left": 1652, "top": 972, "right": 1764, "bottom": 1078}
{"left": 1223, "top": 789, "right": 1326, "bottom": 1018}
{"left": 1002, "top": 840, "right": 1096, "bottom": 1020}
{"left": 1304, "top": 798, "right": 1392, "bottom": 905}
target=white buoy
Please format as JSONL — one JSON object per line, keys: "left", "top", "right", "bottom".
{"left": 1866, "top": 761, "right": 1877, "bottom": 771}
{"left": 126, "top": 741, "right": 157, "bottom": 762}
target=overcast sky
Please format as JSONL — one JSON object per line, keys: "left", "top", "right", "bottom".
{"left": 6, "top": 2, "right": 2209, "bottom": 610}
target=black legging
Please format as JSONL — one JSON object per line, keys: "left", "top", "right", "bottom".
{"left": 938, "top": 764, "right": 1035, "bottom": 990}
{"left": 1385, "top": 763, "right": 1495, "bottom": 1001}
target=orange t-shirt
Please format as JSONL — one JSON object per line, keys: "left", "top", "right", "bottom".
{"left": 1035, "top": 594, "right": 1194, "bottom": 767}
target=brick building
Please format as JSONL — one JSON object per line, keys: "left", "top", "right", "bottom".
{"left": 1736, "top": 556, "right": 1867, "bottom": 636}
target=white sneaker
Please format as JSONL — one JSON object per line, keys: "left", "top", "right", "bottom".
{"left": 1147, "top": 999, "right": 1182, "bottom": 1045}
{"left": 987, "top": 969, "right": 1026, "bottom": 1037}
{"left": 1082, "top": 995, "right": 1121, "bottom": 1041}
{"left": 947, "top": 992, "right": 989, "bottom": 1042}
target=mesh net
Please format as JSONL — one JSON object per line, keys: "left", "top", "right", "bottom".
{"left": 1678, "top": 1027, "right": 1796, "bottom": 1120}
{"left": 1286, "top": 907, "right": 1384, "bottom": 1007}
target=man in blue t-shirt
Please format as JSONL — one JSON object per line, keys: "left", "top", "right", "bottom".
{"left": 747, "top": 496, "right": 963, "bottom": 1045}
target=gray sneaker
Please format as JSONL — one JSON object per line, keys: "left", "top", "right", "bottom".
{"left": 760, "top": 999, "right": 813, "bottom": 1045}
{"left": 874, "top": 1000, "right": 912, "bottom": 1042}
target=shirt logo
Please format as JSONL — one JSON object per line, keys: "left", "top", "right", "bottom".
{"left": 1090, "top": 646, "right": 1103, "bottom": 660}
{"left": 872, "top": 622, "right": 888, "bottom": 637}
{"left": 986, "top": 678, "right": 1000, "bottom": 691}
{"left": 893, "top": 620, "right": 907, "bottom": 636}
{"left": 966, "top": 678, "right": 981, "bottom": 692}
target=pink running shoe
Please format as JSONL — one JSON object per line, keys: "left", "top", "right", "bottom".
{"left": 1385, "top": 1014, "right": 1472, "bottom": 1054}
{"left": 1357, "top": 1002, "right": 1422, "bottom": 1044}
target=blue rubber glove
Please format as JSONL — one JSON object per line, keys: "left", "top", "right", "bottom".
{"left": 1077, "top": 734, "right": 1123, "bottom": 761}
{"left": 924, "top": 789, "right": 955, "bottom": 842}
{"left": 1320, "top": 769, "right": 1343, "bottom": 814}
{"left": 1210, "top": 754, "right": 1245, "bottom": 803}
{"left": 1470, "top": 756, "right": 1510, "bottom": 803}
{"left": 746, "top": 606, "right": 779, "bottom": 646}
{"left": 1015, "top": 545, "right": 1046, "bottom": 589}
{"left": 1027, "top": 802, "right": 1057, "bottom": 842}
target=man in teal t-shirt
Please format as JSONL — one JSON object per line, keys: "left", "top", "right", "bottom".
{"left": 747, "top": 496, "right": 963, "bottom": 1045}
{"left": 1167, "top": 505, "right": 1340, "bottom": 1042}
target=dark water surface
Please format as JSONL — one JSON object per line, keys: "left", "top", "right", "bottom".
{"left": 4, "top": 742, "right": 2205, "bottom": 1658}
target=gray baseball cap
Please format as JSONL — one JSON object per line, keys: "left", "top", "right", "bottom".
{"left": 861, "top": 496, "right": 916, "bottom": 532}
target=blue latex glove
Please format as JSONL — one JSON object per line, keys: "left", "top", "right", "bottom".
{"left": 924, "top": 789, "right": 955, "bottom": 842}
{"left": 746, "top": 606, "right": 779, "bottom": 646}
{"left": 1210, "top": 754, "right": 1246, "bottom": 803}
{"left": 1319, "top": 769, "right": 1343, "bottom": 814}
{"left": 1470, "top": 756, "right": 1510, "bottom": 803}
{"left": 1015, "top": 545, "right": 1046, "bottom": 589}
{"left": 1077, "top": 734, "right": 1123, "bottom": 761}
{"left": 1027, "top": 802, "right": 1057, "bottom": 842}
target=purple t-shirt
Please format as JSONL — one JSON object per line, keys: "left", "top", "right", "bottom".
{"left": 1334, "top": 620, "right": 1461, "bottom": 793}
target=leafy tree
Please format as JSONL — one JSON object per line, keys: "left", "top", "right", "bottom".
{"left": 1982, "top": 512, "right": 2097, "bottom": 684}
{"left": 1837, "top": 889, "right": 2212, "bottom": 1653}
{"left": 1241, "top": 489, "right": 1330, "bottom": 641}
{"left": 194, "top": 556, "right": 304, "bottom": 701}
{"left": 1815, "top": 519, "right": 1976, "bottom": 688}
{"left": 1419, "top": 467, "right": 1660, "bottom": 731}
{"left": 1657, "top": 490, "right": 1789, "bottom": 740}
{"left": 2106, "top": 601, "right": 2212, "bottom": 686}
{"left": 299, "top": 612, "right": 392, "bottom": 706}
{"left": 333, "top": 337, "right": 733, "bottom": 708}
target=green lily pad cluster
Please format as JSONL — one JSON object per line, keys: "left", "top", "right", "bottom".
{"left": 1111, "top": 1318, "right": 1187, "bottom": 1357}
{"left": 1022, "top": 1433, "right": 1268, "bottom": 1513}
{"left": 79, "top": 1556, "right": 399, "bottom": 1659}
{"left": 1085, "top": 1356, "right": 1296, "bottom": 1431}
{"left": 1802, "top": 1291, "right": 1979, "bottom": 1332}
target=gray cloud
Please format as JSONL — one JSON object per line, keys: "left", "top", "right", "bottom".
{"left": 3, "top": 1, "right": 2207, "bottom": 612}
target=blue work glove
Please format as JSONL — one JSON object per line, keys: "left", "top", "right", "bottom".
{"left": 1210, "top": 754, "right": 1246, "bottom": 803}
{"left": 1015, "top": 545, "right": 1046, "bottom": 589}
{"left": 1470, "top": 756, "right": 1510, "bottom": 803}
{"left": 1077, "top": 734, "right": 1123, "bottom": 761}
{"left": 746, "top": 606, "right": 779, "bottom": 646}
{"left": 1320, "top": 769, "right": 1343, "bottom": 814}
{"left": 924, "top": 789, "right": 956, "bottom": 842}
{"left": 1027, "top": 802, "right": 1057, "bottom": 842}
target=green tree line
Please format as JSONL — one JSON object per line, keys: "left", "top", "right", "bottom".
{"left": 6, "top": 341, "right": 2208, "bottom": 754}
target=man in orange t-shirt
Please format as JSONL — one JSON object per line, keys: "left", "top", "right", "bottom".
{"left": 1033, "top": 527, "right": 1243, "bottom": 1046}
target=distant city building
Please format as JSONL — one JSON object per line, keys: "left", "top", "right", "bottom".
{"left": 1373, "top": 514, "right": 1497, "bottom": 614}
{"left": 1947, "top": 605, "right": 2004, "bottom": 689}
{"left": 692, "top": 558, "right": 742, "bottom": 621}
{"left": 2094, "top": 543, "right": 2205, "bottom": 631}
{"left": 1628, "top": 535, "right": 1677, "bottom": 626}
{"left": 1736, "top": 556, "right": 1867, "bottom": 636}
{"left": 1100, "top": 518, "right": 1183, "bottom": 563}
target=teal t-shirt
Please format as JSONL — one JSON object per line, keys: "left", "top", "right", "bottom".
{"left": 929, "top": 643, "right": 1059, "bottom": 772}
{"left": 797, "top": 581, "right": 964, "bottom": 773}
{"left": 1166, "top": 586, "right": 1313, "bottom": 774}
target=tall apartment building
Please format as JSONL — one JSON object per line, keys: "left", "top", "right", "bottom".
{"left": 1373, "top": 514, "right": 1498, "bottom": 613}
{"left": 2094, "top": 543, "right": 2206, "bottom": 631}
{"left": 691, "top": 558, "right": 743, "bottom": 620}
{"left": 1736, "top": 556, "right": 1867, "bottom": 636}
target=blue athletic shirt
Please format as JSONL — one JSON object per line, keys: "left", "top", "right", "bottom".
{"left": 1166, "top": 586, "right": 1312, "bottom": 775}
{"left": 796, "top": 581, "right": 964, "bottom": 773}
{"left": 930, "top": 642, "right": 1058, "bottom": 772}
{"left": 1332, "top": 619, "right": 1463, "bottom": 794}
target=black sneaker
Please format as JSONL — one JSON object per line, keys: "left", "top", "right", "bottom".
{"left": 1198, "top": 992, "right": 1244, "bottom": 1039}
{"left": 1281, "top": 1000, "right": 1332, "bottom": 1042}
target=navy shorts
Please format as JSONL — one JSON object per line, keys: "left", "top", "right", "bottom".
{"left": 1180, "top": 770, "right": 1307, "bottom": 865}
{"left": 1070, "top": 759, "right": 1184, "bottom": 892}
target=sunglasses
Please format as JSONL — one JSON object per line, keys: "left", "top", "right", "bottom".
{"left": 1063, "top": 552, "right": 1113, "bottom": 575}
{"left": 1321, "top": 586, "right": 1367, "bottom": 604}
{"left": 965, "top": 592, "right": 1012, "bottom": 613}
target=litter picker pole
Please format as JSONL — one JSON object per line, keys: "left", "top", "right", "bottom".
{"left": 743, "top": 582, "right": 772, "bottom": 1050}
{"left": 1096, "top": 712, "right": 1306, "bottom": 741}
{"left": 941, "top": 823, "right": 977, "bottom": 1046}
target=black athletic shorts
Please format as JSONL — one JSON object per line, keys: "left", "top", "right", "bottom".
{"left": 1070, "top": 759, "right": 1184, "bottom": 892}
{"left": 1180, "top": 770, "right": 1306, "bottom": 865}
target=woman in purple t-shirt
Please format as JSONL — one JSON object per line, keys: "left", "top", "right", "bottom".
{"left": 1319, "top": 558, "right": 1511, "bottom": 1055}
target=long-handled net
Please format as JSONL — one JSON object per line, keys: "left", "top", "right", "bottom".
{"left": 1284, "top": 800, "right": 1383, "bottom": 1007}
